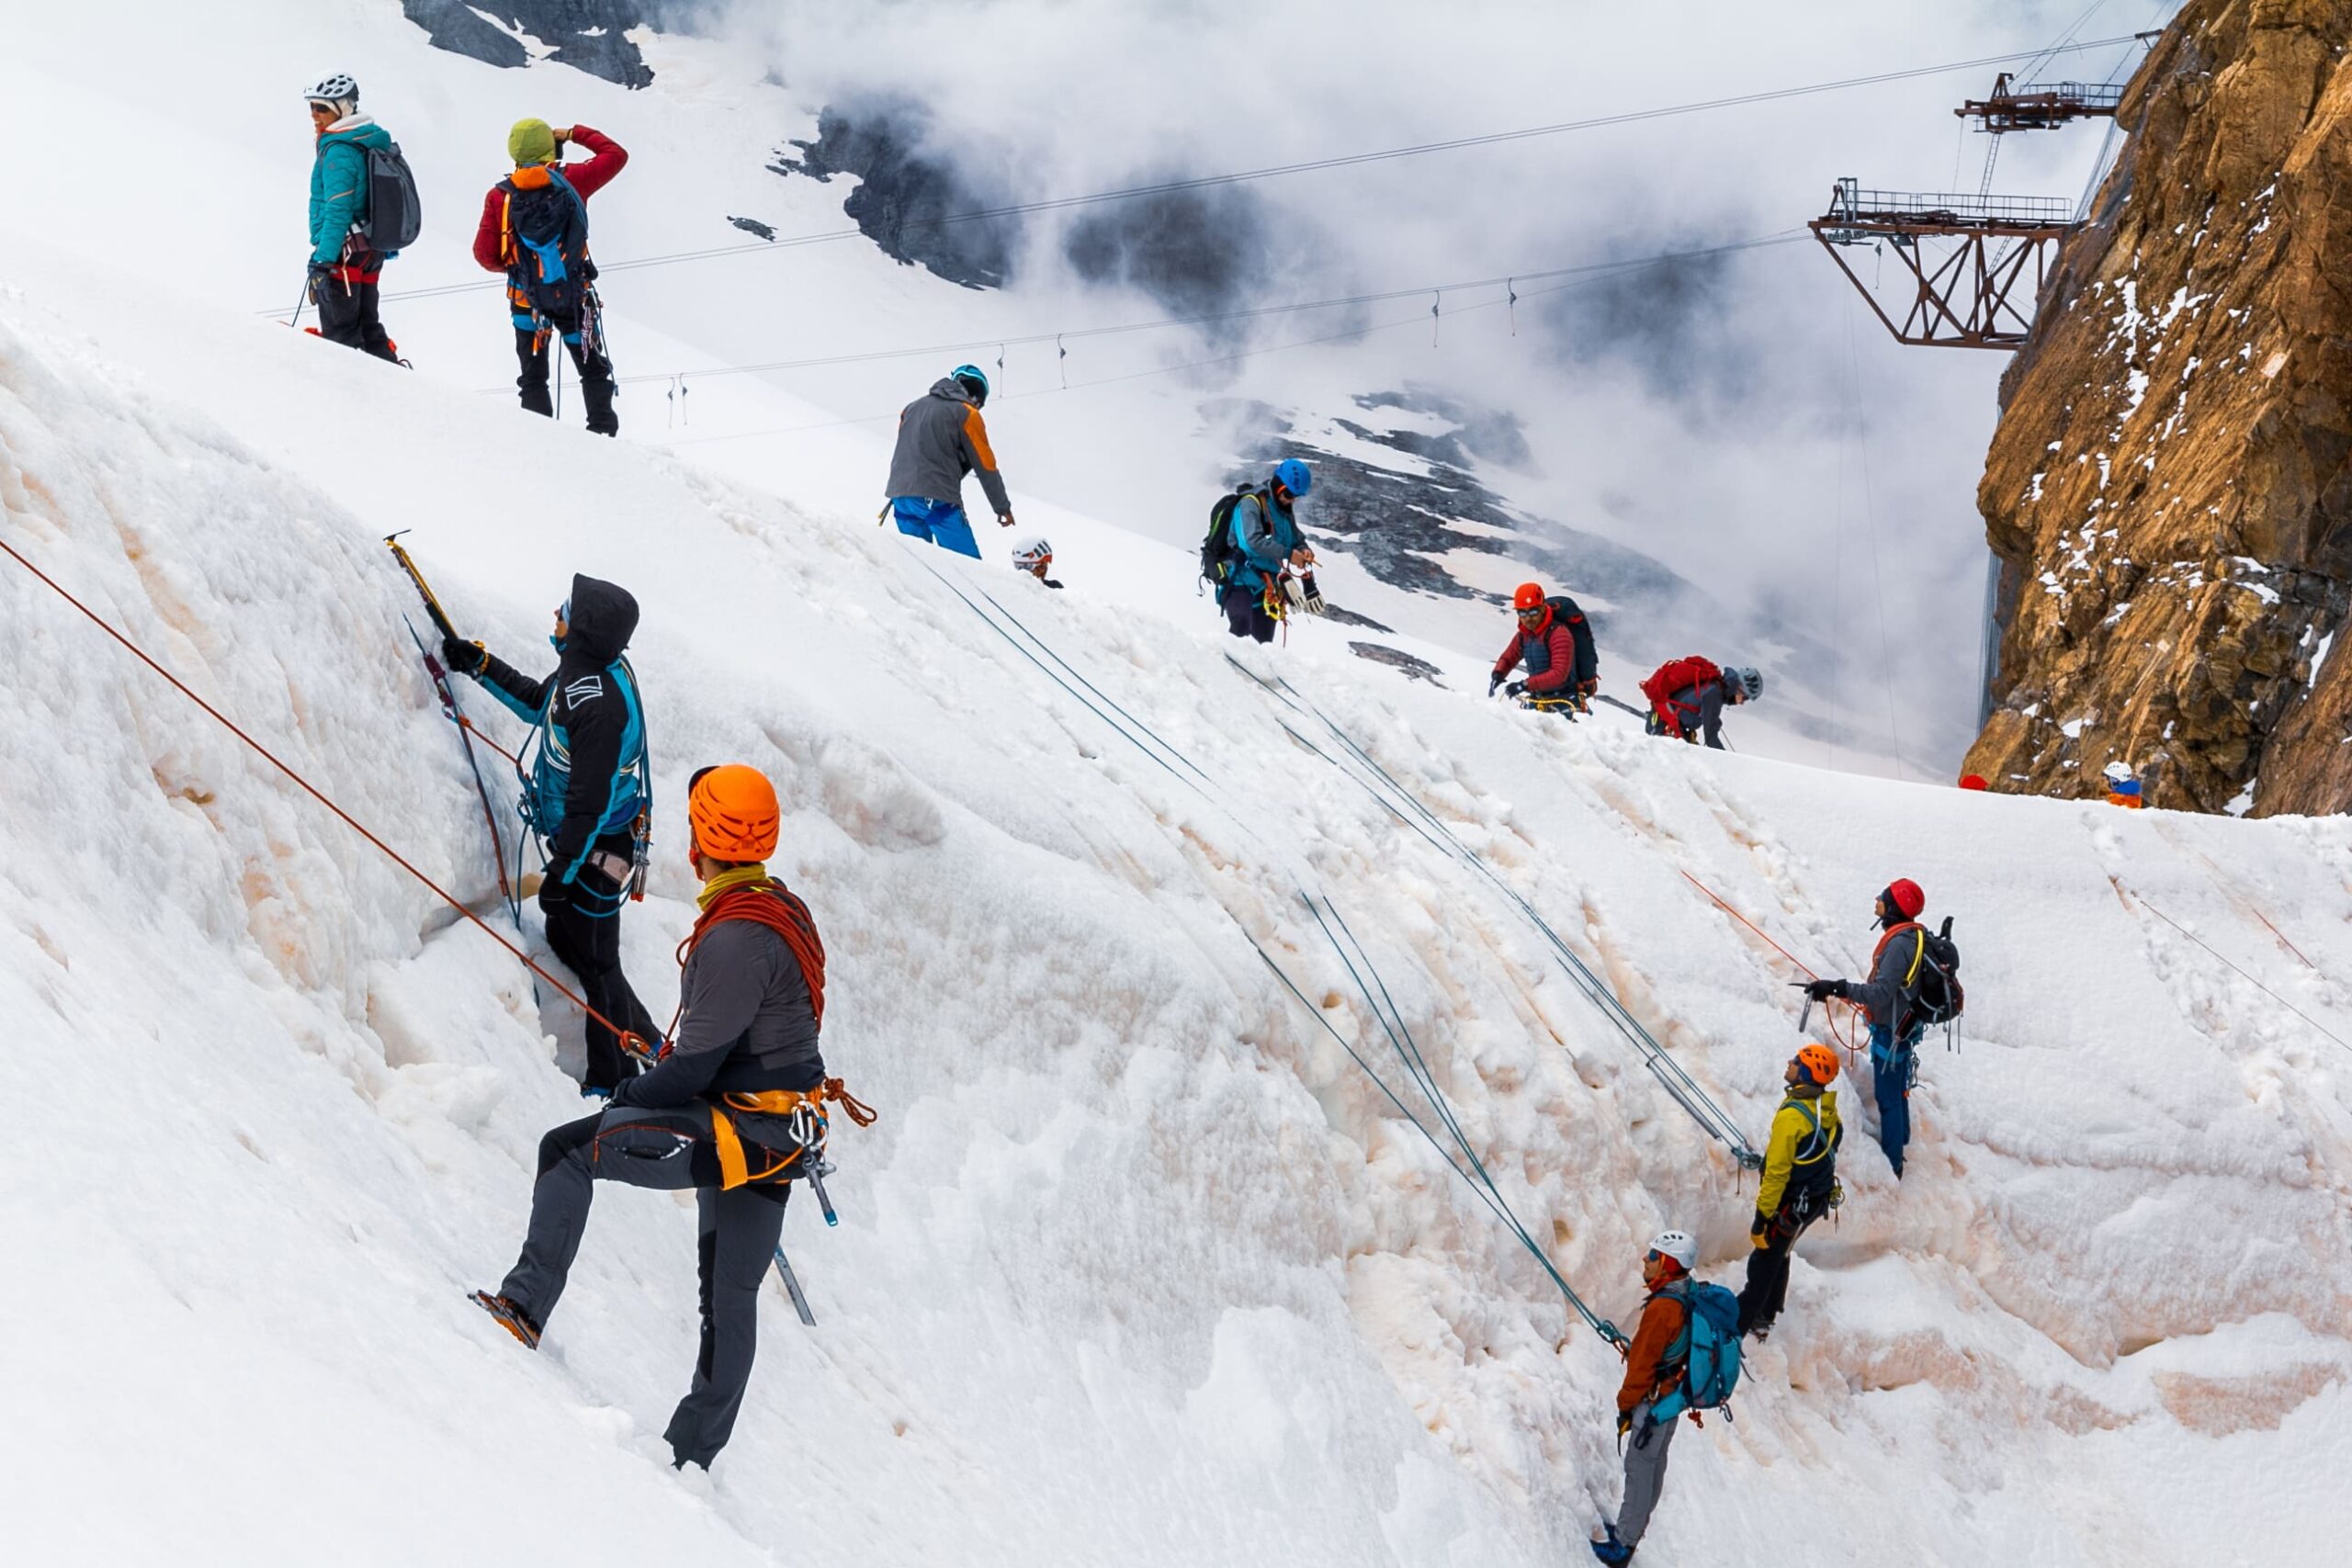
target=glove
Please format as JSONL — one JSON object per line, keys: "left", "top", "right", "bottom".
{"left": 554, "top": 126, "right": 572, "bottom": 145}
{"left": 1615, "top": 1411, "right": 1634, "bottom": 1438}
{"left": 1279, "top": 573, "right": 1307, "bottom": 611}
{"left": 1298, "top": 572, "right": 1326, "bottom": 615}
{"left": 439, "top": 634, "right": 488, "bottom": 677}
{"left": 1803, "top": 978, "right": 1849, "bottom": 1002}
{"left": 1505, "top": 680, "right": 1528, "bottom": 699}
{"left": 537, "top": 873, "right": 572, "bottom": 917}
{"left": 1578, "top": 678, "right": 1599, "bottom": 695}
{"left": 1750, "top": 1213, "right": 1772, "bottom": 1248}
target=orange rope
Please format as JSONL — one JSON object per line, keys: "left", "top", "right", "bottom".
{"left": 457, "top": 713, "right": 520, "bottom": 766}
{"left": 1678, "top": 868, "right": 1869, "bottom": 1058}
{"left": 2, "top": 535, "right": 650, "bottom": 1061}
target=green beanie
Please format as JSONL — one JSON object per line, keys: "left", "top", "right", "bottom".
{"left": 508, "top": 118, "right": 558, "bottom": 166}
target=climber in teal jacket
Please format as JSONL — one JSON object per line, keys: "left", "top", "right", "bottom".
{"left": 302, "top": 73, "right": 401, "bottom": 361}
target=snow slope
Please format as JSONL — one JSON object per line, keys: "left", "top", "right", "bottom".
{"left": 0, "top": 7, "right": 2348, "bottom": 1565}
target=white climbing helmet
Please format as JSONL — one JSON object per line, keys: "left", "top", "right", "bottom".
{"left": 1011, "top": 536, "right": 1053, "bottom": 568}
{"left": 2104, "top": 760, "right": 2136, "bottom": 783}
{"left": 1647, "top": 1228, "right": 1697, "bottom": 1270}
{"left": 303, "top": 73, "right": 359, "bottom": 111}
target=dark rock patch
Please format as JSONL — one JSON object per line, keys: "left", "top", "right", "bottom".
{"left": 1063, "top": 185, "right": 1270, "bottom": 332}
{"left": 774, "top": 103, "right": 1015, "bottom": 290}
{"left": 728, "top": 216, "right": 775, "bottom": 241}
{"left": 1349, "top": 643, "right": 1445, "bottom": 683}
{"left": 400, "top": 1, "right": 657, "bottom": 88}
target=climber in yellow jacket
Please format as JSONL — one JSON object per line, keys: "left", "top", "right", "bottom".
{"left": 1736, "top": 1044, "right": 1843, "bottom": 1342}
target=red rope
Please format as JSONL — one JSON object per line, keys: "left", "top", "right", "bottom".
{"left": 669, "top": 882, "right": 828, "bottom": 1035}
{"left": 1677, "top": 868, "right": 1869, "bottom": 1058}
{"left": 1, "top": 535, "right": 650, "bottom": 1058}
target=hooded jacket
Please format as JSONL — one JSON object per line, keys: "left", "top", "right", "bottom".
{"left": 309, "top": 116, "right": 394, "bottom": 265}
{"left": 886, "top": 378, "right": 1012, "bottom": 518}
{"left": 478, "top": 574, "right": 647, "bottom": 883}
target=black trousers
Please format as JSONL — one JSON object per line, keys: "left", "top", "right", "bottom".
{"left": 541, "top": 845, "right": 656, "bottom": 1089}
{"left": 499, "top": 1107, "right": 790, "bottom": 1470}
{"left": 1222, "top": 583, "right": 1276, "bottom": 643}
{"left": 314, "top": 259, "right": 397, "bottom": 362}
{"left": 514, "top": 323, "right": 617, "bottom": 434}
{"left": 1736, "top": 1197, "right": 1824, "bottom": 1336}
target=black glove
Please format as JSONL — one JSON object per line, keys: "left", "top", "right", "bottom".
{"left": 537, "top": 872, "right": 572, "bottom": 917}
{"left": 1488, "top": 672, "right": 1506, "bottom": 696}
{"left": 1615, "top": 1411, "right": 1634, "bottom": 1438}
{"left": 1802, "top": 978, "right": 1849, "bottom": 1002}
{"left": 440, "top": 634, "right": 488, "bottom": 677}
{"left": 1505, "top": 680, "right": 1528, "bottom": 699}
{"left": 1750, "top": 1212, "right": 1772, "bottom": 1247}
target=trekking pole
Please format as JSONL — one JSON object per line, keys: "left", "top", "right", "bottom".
{"left": 772, "top": 1246, "right": 816, "bottom": 1326}
{"left": 383, "top": 533, "right": 459, "bottom": 639}
{"left": 290, "top": 272, "right": 310, "bottom": 331}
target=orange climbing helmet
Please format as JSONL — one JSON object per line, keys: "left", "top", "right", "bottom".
{"left": 1512, "top": 581, "right": 1546, "bottom": 613}
{"left": 688, "top": 763, "right": 780, "bottom": 862}
{"left": 1793, "top": 1043, "right": 1839, "bottom": 1087}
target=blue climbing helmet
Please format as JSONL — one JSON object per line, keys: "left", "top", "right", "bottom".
{"left": 1272, "top": 457, "right": 1312, "bottom": 499}
{"left": 950, "top": 364, "right": 989, "bottom": 407}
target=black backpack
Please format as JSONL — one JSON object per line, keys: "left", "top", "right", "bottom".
{"left": 1908, "top": 917, "right": 1965, "bottom": 1027}
{"left": 358, "top": 141, "right": 424, "bottom": 253}
{"left": 1199, "top": 489, "right": 1258, "bottom": 592}
{"left": 503, "top": 171, "right": 593, "bottom": 321}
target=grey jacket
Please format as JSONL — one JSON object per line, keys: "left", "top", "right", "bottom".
{"left": 885, "top": 378, "right": 1012, "bottom": 517}
{"left": 615, "top": 919, "right": 823, "bottom": 1108}
{"left": 1848, "top": 922, "right": 1928, "bottom": 1034}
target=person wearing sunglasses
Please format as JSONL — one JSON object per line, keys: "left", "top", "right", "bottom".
{"left": 1489, "top": 581, "right": 1597, "bottom": 712}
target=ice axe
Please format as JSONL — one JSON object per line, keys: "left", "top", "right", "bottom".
{"left": 384, "top": 532, "right": 459, "bottom": 641}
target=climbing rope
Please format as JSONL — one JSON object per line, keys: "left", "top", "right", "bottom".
{"left": 1676, "top": 869, "right": 1870, "bottom": 1060}
{"left": 1, "top": 534, "right": 654, "bottom": 1061}
{"left": 910, "top": 552, "right": 1627, "bottom": 1343}
{"left": 1232, "top": 662, "right": 1764, "bottom": 1168}
{"left": 2114, "top": 880, "right": 2351, "bottom": 1055}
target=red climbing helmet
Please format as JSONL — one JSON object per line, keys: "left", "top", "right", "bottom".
{"left": 1512, "top": 582, "right": 1545, "bottom": 614}
{"left": 1793, "top": 1043, "right": 1839, "bottom": 1086}
{"left": 1883, "top": 878, "right": 1926, "bottom": 919}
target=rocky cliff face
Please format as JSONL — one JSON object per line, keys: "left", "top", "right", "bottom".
{"left": 1966, "top": 0, "right": 2352, "bottom": 815}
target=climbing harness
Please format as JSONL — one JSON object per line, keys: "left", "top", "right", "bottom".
{"left": 4, "top": 531, "right": 657, "bottom": 1062}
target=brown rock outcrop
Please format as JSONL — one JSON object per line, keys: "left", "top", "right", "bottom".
{"left": 1966, "top": 0, "right": 2352, "bottom": 815}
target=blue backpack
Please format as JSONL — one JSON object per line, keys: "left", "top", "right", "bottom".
{"left": 1648, "top": 1280, "right": 1743, "bottom": 1419}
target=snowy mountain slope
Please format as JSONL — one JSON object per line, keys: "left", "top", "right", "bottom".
{"left": 0, "top": 0, "right": 2075, "bottom": 773}
{"left": 3, "top": 176, "right": 2350, "bottom": 1568}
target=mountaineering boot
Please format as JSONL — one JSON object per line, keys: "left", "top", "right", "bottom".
{"left": 469, "top": 1290, "right": 542, "bottom": 1349}
{"left": 582, "top": 376, "right": 619, "bottom": 437}
{"left": 1590, "top": 1523, "right": 1635, "bottom": 1564}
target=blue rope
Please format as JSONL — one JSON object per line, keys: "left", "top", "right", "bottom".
{"left": 1232, "top": 660, "right": 1762, "bottom": 1169}
{"left": 911, "top": 552, "right": 1625, "bottom": 1343}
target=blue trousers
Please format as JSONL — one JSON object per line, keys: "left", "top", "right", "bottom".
{"left": 890, "top": 496, "right": 978, "bottom": 558}
{"left": 1869, "top": 1021, "right": 1919, "bottom": 1178}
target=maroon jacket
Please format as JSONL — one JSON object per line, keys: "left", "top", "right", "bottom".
{"left": 1492, "top": 601, "right": 1597, "bottom": 694}
{"left": 471, "top": 125, "right": 629, "bottom": 273}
